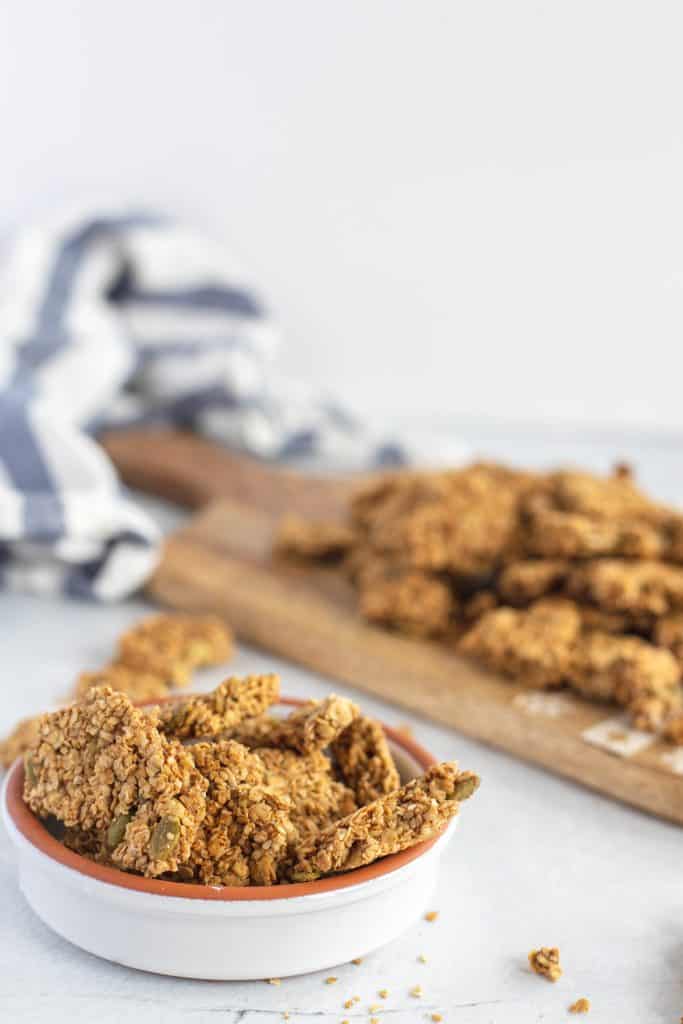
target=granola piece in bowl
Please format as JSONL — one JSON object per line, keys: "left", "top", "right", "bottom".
{"left": 158, "top": 674, "right": 280, "bottom": 740}
{"left": 332, "top": 716, "right": 400, "bottom": 805}
{"left": 23, "top": 687, "right": 207, "bottom": 877}
{"left": 287, "top": 762, "right": 479, "bottom": 882}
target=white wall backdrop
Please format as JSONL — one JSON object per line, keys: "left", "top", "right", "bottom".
{"left": 1, "top": 0, "right": 682, "bottom": 433}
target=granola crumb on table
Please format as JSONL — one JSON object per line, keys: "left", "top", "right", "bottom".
{"left": 528, "top": 946, "right": 563, "bottom": 982}
{"left": 569, "top": 997, "right": 591, "bottom": 1013}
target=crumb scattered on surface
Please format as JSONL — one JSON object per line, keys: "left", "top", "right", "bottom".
{"left": 569, "top": 997, "right": 590, "bottom": 1013}
{"left": 528, "top": 946, "right": 562, "bottom": 982}
{"left": 409, "top": 984, "right": 423, "bottom": 997}
{"left": 425, "top": 910, "right": 439, "bottom": 922}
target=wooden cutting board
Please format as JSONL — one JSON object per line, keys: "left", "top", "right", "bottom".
{"left": 103, "top": 428, "right": 683, "bottom": 825}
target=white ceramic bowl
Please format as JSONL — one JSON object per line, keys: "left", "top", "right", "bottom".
{"left": 2, "top": 700, "right": 458, "bottom": 980}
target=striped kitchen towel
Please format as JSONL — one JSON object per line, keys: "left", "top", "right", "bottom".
{"left": 0, "top": 211, "right": 406, "bottom": 600}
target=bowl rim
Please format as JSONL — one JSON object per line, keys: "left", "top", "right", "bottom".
{"left": 5, "top": 696, "right": 446, "bottom": 902}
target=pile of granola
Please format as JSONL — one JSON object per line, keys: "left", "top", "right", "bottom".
{"left": 276, "top": 463, "right": 683, "bottom": 742}
{"left": 20, "top": 681, "right": 479, "bottom": 884}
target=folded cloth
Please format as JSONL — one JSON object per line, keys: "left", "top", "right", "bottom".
{"left": 0, "top": 211, "right": 406, "bottom": 599}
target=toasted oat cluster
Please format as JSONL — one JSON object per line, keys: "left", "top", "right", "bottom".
{"left": 459, "top": 599, "right": 582, "bottom": 690}
{"left": 360, "top": 572, "right": 455, "bottom": 638}
{"left": 332, "top": 715, "right": 401, "bottom": 804}
{"left": 256, "top": 746, "right": 357, "bottom": 843}
{"left": 0, "top": 613, "right": 234, "bottom": 773}
{"left": 74, "top": 664, "right": 170, "bottom": 703}
{"left": 275, "top": 516, "right": 355, "bottom": 561}
{"left": 566, "top": 560, "right": 683, "bottom": 618}
{"left": 19, "top": 684, "right": 479, "bottom": 887}
{"left": 76, "top": 613, "right": 233, "bottom": 700}
{"left": 275, "top": 462, "right": 683, "bottom": 742}
{"left": 220, "top": 695, "right": 360, "bottom": 754}
{"left": 288, "top": 763, "right": 479, "bottom": 882}
{"left": 0, "top": 715, "right": 41, "bottom": 771}
{"left": 116, "top": 614, "right": 234, "bottom": 688}
{"left": 23, "top": 687, "right": 208, "bottom": 876}
{"left": 528, "top": 946, "right": 563, "bottom": 982}
{"left": 157, "top": 674, "right": 281, "bottom": 739}
{"left": 181, "top": 740, "right": 292, "bottom": 886}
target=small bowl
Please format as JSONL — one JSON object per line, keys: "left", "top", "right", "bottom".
{"left": 2, "top": 698, "right": 458, "bottom": 979}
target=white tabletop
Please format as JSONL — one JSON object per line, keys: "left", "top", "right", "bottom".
{"left": 2, "top": 433, "right": 682, "bottom": 1023}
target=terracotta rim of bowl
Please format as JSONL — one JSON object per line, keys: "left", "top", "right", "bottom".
{"left": 5, "top": 695, "right": 447, "bottom": 901}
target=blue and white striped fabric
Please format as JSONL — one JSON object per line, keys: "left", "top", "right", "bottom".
{"left": 0, "top": 211, "right": 406, "bottom": 600}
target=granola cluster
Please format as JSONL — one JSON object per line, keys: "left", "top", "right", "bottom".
{"left": 23, "top": 687, "right": 207, "bottom": 876}
{"left": 20, "top": 682, "right": 479, "bottom": 886}
{"left": 288, "top": 763, "right": 479, "bottom": 882}
{"left": 528, "top": 946, "right": 563, "bottom": 982}
{"left": 0, "top": 715, "right": 41, "bottom": 772}
{"left": 78, "top": 613, "right": 233, "bottom": 698}
{"left": 276, "top": 464, "right": 683, "bottom": 742}
{"left": 0, "top": 613, "right": 234, "bottom": 771}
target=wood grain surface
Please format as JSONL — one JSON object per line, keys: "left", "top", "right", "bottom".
{"left": 104, "top": 428, "right": 683, "bottom": 825}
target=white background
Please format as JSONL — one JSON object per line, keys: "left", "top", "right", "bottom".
{"left": 1, "top": 0, "right": 682, "bottom": 432}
